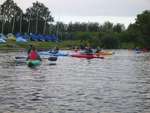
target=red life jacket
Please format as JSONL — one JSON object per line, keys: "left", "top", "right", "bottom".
{"left": 28, "top": 51, "right": 38, "bottom": 60}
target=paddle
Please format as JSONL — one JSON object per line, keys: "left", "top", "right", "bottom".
{"left": 15, "top": 56, "right": 27, "bottom": 59}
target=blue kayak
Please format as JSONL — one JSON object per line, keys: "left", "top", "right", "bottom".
{"left": 38, "top": 51, "right": 69, "bottom": 56}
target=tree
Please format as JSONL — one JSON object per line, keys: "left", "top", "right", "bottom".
{"left": 126, "top": 10, "right": 150, "bottom": 47}
{"left": 88, "top": 22, "right": 99, "bottom": 32}
{"left": 80, "top": 22, "right": 88, "bottom": 31}
{"left": 54, "top": 22, "right": 67, "bottom": 40}
{"left": 135, "top": 10, "right": 150, "bottom": 36}
{"left": 113, "top": 23, "right": 125, "bottom": 33}
{"left": 1, "top": 0, "right": 22, "bottom": 22}
{"left": 0, "top": 0, "right": 22, "bottom": 33}
{"left": 100, "top": 35, "right": 120, "bottom": 49}
{"left": 101, "top": 21, "right": 113, "bottom": 32}
{"left": 25, "top": 1, "right": 54, "bottom": 34}
{"left": 55, "top": 22, "right": 67, "bottom": 32}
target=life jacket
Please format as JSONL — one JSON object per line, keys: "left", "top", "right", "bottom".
{"left": 28, "top": 51, "right": 38, "bottom": 60}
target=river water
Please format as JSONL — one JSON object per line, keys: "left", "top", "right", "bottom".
{"left": 0, "top": 50, "right": 150, "bottom": 113}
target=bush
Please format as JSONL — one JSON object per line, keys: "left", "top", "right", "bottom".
{"left": 100, "top": 35, "right": 120, "bottom": 49}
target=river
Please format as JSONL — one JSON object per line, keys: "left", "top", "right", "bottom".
{"left": 0, "top": 50, "right": 150, "bottom": 113}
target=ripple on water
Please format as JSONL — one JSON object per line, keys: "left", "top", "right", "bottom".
{"left": 0, "top": 50, "right": 150, "bottom": 113}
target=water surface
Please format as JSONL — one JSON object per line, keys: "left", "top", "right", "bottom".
{"left": 0, "top": 50, "right": 150, "bottom": 113}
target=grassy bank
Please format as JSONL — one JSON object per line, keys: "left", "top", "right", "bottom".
{"left": 0, "top": 40, "right": 83, "bottom": 51}
{"left": 0, "top": 40, "right": 140, "bottom": 52}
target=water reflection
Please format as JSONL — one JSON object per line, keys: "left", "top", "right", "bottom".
{"left": 0, "top": 50, "right": 150, "bottom": 113}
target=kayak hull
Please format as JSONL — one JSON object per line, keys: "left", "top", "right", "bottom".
{"left": 26, "top": 60, "right": 41, "bottom": 67}
{"left": 71, "top": 54, "right": 104, "bottom": 59}
{"left": 38, "top": 51, "right": 68, "bottom": 56}
{"left": 48, "top": 56, "right": 58, "bottom": 61}
{"left": 96, "top": 51, "right": 114, "bottom": 56}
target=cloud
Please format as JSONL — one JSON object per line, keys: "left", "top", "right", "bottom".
{"left": 12, "top": 0, "right": 150, "bottom": 16}
{"left": 54, "top": 15, "right": 135, "bottom": 28}
{"left": 4, "top": 0, "right": 148, "bottom": 26}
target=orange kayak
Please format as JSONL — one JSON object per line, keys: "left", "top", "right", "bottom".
{"left": 96, "top": 51, "right": 114, "bottom": 56}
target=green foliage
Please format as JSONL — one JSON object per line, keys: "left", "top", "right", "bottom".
{"left": 139, "top": 35, "right": 150, "bottom": 48}
{"left": 0, "top": 0, "right": 23, "bottom": 33}
{"left": 100, "top": 35, "right": 120, "bottom": 49}
{"left": 0, "top": 0, "right": 53, "bottom": 34}
{"left": 0, "top": 0, "right": 22, "bottom": 22}
{"left": 88, "top": 22, "right": 99, "bottom": 32}
{"left": 0, "top": 40, "right": 83, "bottom": 50}
{"left": 25, "top": 1, "right": 54, "bottom": 34}
{"left": 113, "top": 23, "right": 125, "bottom": 33}
{"left": 101, "top": 21, "right": 113, "bottom": 32}
{"left": 121, "top": 42, "right": 135, "bottom": 49}
{"left": 75, "top": 32, "right": 92, "bottom": 41}
{"left": 126, "top": 10, "right": 150, "bottom": 48}
{"left": 136, "top": 10, "right": 150, "bottom": 36}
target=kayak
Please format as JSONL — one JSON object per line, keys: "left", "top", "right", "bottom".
{"left": 135, "top": 50, "right": 142, "bottom": 54}
{"left": 48, "top": 56, "right": 57, "bottom": 65}
{"left": 96, "top": 51, "right": 114, "bottom": 56}
{"left": 15, "top": 56, "right": 27, "bottom": 64}
{"left": 48, "top": 56, "right": 58, "bottom": 61}
{"left": 26, "top": 60, "right": 41, "bottom": 67}
{"left": 71, "top": 54, "right": 104, "bottom": 59}
{"left": 38, "top": 51, "right": 69, "bottom": 56}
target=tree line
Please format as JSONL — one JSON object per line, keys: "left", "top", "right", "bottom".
{"left": 0, "top": 0, "right": 53, "bottom": 34}
{"left": 0, "top": 0, "right": 150, "bottom": 48}
{"left": 55, "top": 10, "right": 150, "bottom": 49}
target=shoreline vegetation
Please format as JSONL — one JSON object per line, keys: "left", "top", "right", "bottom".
{"left": 0, "top": 40, "right": 84, "bottom": 51}
{"left": 0, "top": 40, "right": 143, "bottom": 52}
{"left": 0, "top": 0, "right": 150, "bottom": 50}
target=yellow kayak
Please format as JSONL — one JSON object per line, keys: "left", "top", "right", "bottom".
{"left": 96, "top": 51, "right": 114, "bottom": 56}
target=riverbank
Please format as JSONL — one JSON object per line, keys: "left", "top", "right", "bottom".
{"left": 0, "top": 40, "right": 143, "bottom": 52}
{"left": 0, "top": 40, "right": 84, "bottom": 51}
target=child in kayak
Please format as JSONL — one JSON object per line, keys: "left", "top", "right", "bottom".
{"left": 27, "top": 47, "right": 41, "bottom": 61}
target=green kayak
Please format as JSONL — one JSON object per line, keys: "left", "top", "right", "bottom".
{"left": 26, "top": 60, "right": 41, "bottom": 67}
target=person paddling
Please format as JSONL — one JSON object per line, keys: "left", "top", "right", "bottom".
{"left": 27, "top": 47, "right": 41, "bottom": 61}
{"left": 84, "top": 46, "right": 93, "bottom": 55}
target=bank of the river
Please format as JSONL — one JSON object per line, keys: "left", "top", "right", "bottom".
{"left": 0, "top": 40, "right": 84, "bottom": 51}
{"left": 0, "top": 40, "right": 141, "bottom": 52}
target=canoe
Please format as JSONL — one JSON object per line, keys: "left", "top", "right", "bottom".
{"left": 71, "top": 54, "right": 104, "bottom": 59}
{"left": 26, "top": 60, "right": 41, "bottom": 67}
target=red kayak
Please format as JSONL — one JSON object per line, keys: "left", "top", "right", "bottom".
{"left": 71, "top": 54, "right": 104, "bottom": 59}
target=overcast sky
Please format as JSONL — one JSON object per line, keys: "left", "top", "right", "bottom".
{"left": 1, "top": 0, "right": 150, "bottom": 27}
